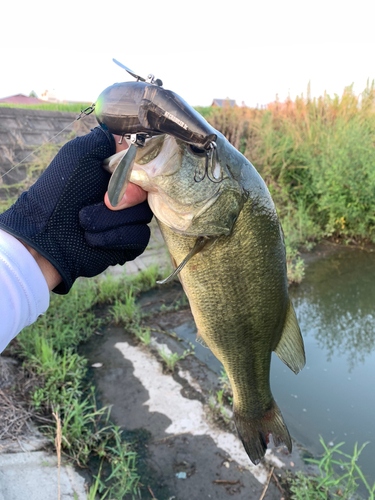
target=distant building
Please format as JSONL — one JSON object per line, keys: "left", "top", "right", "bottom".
{"left": 40, "top": 89, "right": 59, "bottom": 103}
{"left": 211, "top": 98, "right": 237, "bottom": 108}
{"left": 0, "top": 94, "right": 46, "bottom": 105}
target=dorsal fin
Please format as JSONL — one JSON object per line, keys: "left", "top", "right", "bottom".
{"left": 274, "top": 299, "right": 305, "bottom": 374}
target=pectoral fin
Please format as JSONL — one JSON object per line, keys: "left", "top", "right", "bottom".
{"left": 274, "top": 299, "right": 305, "bottom": 374}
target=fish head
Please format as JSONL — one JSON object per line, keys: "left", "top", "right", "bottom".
{"left": 129, "top": 133, "right": 248, "bottom": 237}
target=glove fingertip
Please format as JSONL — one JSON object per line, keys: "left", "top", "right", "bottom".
{"left": 80, "top": 201, "right": 153, "bottom": 232}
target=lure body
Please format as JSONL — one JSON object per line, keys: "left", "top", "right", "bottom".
{"left": 95, "top": 82, "right": 216, "bottom": 149}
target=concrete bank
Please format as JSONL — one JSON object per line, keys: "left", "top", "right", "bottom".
{"left": 0, "top": 106, "right": 96, "bottom": 186}
{"left": 83, "top": 324, "right": 298, "bottom": 500}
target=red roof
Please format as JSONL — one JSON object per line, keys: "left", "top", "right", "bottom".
{"left": 0, "top": 94, "right": 46, "bottom": 104}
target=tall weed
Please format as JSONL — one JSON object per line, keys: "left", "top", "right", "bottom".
{"left": 289, "top": 437, "right": 375, "bottom": 499}
{"left": 14, "top": 277, "right": 142, "bottom": 493}
{"left": 201, "top": 81, "right": 375, "bottom": 264}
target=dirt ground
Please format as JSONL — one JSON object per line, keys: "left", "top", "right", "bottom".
{"left": 80, "top": 284, "right": 311, "bottom": 500}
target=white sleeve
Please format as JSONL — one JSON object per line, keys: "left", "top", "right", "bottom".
{"left": 0, "top": 229, "right": 50, "bottom": 353}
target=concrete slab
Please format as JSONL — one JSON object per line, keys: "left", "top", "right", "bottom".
{"left": 83, "top": 326, "right": 287, "bottom": 499}
{"left": 0, "top": 451, "right": 87, "bottom": 500}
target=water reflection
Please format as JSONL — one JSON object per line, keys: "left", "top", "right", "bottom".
{"left": 290, "top": 248, "right": 375, "bottom": 370}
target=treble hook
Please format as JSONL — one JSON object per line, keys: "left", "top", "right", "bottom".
{"left": 194, "top": 163, "right": 205, "bottom": 182}
{"left": 193, "top": 142, "right": 223, "bottom": 184}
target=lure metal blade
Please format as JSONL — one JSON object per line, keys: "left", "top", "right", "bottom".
{"left": 107, "top": 144, "right": 137, "bottom": 207}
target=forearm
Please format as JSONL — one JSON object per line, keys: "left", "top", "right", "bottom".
{"left": 0, "top": 230, "right": 49, "bottom": 352}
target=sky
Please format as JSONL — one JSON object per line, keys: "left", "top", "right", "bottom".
{"left": 1, "top": 0, "right": 375, "bottom": 108}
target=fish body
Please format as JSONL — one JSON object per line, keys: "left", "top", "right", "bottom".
{"left": 106, "top": 132, "right": 305, "bottom": 464}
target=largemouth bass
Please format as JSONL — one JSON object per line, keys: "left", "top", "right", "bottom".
{"left": 104, "top": 133, "right": 305, "bottom": 464}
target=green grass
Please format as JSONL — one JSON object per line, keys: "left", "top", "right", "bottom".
{"left": 157, "top": 346, "right": 191, "bottom": 372}
{"left": 4, "top": 265, "right": 177, "bottom": 496}
{"left": 86, "top": 426, "right": 140, "bottom": 500}
{"left": 133, "top": 325, "right": 152, "bottom": 346}
{"left": 208, "top": 389, "right": 232, "bottom": 425}
{"left": 289, "top": 437, "right": 375, "bottom": 500}
{"left": 110, "top": 287, "right": 139, "bottom": 324}
{"left": 218, "top": 368, "right": 232, "bottom": 395}
{"left": 9, "top": 270, "right": 167, "bottom": 499}
{"left": 0, "top": 102, "right": 91, "bottom": 112}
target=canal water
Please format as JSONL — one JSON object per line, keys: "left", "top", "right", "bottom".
{"left": 277, "top": 246, "right": 375, "bottom": 486}
{"left": 172, "top": 245, "right": 375, "bottom": 488}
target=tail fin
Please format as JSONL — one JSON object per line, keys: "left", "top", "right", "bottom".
{"left": 233, "top": 400, "right": 292, "bottom": 465}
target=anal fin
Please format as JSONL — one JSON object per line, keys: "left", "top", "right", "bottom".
{"left": 274, "top": 299, "right": 305, "bottom": 374}
{"left": 196, "top": 333, "right": 209, "bottom": 349}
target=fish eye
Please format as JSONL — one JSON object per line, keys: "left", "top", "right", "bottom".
{"left": 188, "top": 145, "right": 206, "bottom": 156}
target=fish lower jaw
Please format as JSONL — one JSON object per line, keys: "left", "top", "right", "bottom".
{"left": 129, "top": 168, "right": 151, "bottom": 188}
{"left": 147, "top": 194, "right": 195, "bottom": 232}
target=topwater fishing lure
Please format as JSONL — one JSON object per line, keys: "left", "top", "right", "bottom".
{"left": 95, "top": 59, "right": 220, "bottom": 206}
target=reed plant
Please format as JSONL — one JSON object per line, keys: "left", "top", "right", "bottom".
{"left": 200, "top": 81, "right": 375, "bottom": 280}
{"left": 289, "top": 437, "right": 375, "bottom": 500}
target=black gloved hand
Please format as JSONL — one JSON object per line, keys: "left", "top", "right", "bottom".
{"left": 0, "top": 126, "right": 153, "bottom": 294}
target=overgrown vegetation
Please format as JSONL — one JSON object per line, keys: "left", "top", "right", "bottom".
{"left": 199, "top": 82, "right": 375, "bottom": 281}
{"left": 287, "top": 437, "right": 375, "bottom": 500}
{"left": 8, "top": 267, "right": 166, "bottom": 499}
{"left": 4, "top": 83, "right": 375, "bottom": 280}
